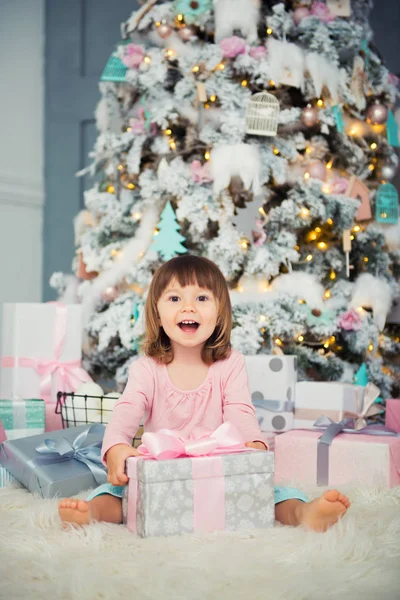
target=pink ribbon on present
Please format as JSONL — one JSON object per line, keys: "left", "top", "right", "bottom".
{"left": 127, "top": 423, "right": 252, "bottom": 535}
{"left": 1, "top": 302, "right": 92, "bottom": 406}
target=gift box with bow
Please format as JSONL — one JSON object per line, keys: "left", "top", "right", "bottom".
{"left": 123, "top": 423, "right": 275, "bottom": 538}
{"left": 0, "top": 302, "right": 92, "bottom": 431}
{"left": 0, "top": 423, "right": 107, "bottom": 498}
{"left": 385, "top": 399, "right": 400, "bottom": 433}
{"left": 293, "top": 381, "right": 383, "bottom": 430}
{"left": 0, "top": 398, "right": 45, "bottom": 440}
{"left": 0, "top": 466, "right": 19, "bottom": 488}
{"left": 244, "top": 355, "right": 297, "bottom": 433}
{"left": 275, "top": 417, "right": 400, "bottom": 488}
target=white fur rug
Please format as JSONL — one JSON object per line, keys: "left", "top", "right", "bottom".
{"left": 1, "top": 483, "right": 400, "bottom": 600}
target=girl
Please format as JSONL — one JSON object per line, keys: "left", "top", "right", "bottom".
{"left": 59, "top": 255, "right": 350, "bottom": 532}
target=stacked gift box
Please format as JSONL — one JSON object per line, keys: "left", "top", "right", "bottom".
{"left": 244, "top": 354, "right": 400, "bottom": 489}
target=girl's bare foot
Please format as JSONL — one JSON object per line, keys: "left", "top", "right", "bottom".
{"left": 299, "top": 490, "right": 351, "bottom": 532}
{"left": 58, "top": 499, "right": 94, "bottom": 527}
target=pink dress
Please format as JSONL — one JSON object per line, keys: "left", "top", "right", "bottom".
{"left": 102, "top": 348, "right": 270, "bottom": 462}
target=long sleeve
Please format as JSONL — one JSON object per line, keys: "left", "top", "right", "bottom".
{"left": 101, "top": 358, "right": 154, "bottom": 463}
{"left": 222, "top": 351, "right": 269, "bottom": 449}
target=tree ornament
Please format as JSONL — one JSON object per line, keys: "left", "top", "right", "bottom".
{"left": 386, "top": 110, "right": 400, "bottom": 147}
{"left": 209, "top": 144, "right": 261, "bottom": 196}
{"left": 301, "top": 104, "right": 319, "bottom": 127}
{"left": 345, "top": 176, "right": 371, "bottom": 221}
{"left": 174, "top": 0, "right": 212, "bottom": 25}
{"left": 245, "top": 92, "right": 280, "bottom": 137}
{"left": 76, "top": 251, "right": 98, "bottom": 281}
{"left": 178, "top": 25, "right": 195, "bottom": 41}
{"left": 292, "top": 7, "right": 310, "bottom": 25}
{"left": 150, "top": 201, "right": 188, "bottom": 260}
{"left": 326, "top": 0, "right": 351, "bottom": 17}
{"left": 375, "top": 183, "right": 399, "bottom": 224}
{"left": 156, "top": 22, "right": 172, "bottom": 38}
{"left": 350, "top": 56, "right": 366, "bottom": 110}
{"left": 349, "top": 273, "right": 393, "bottom": 331}
{"left": 366, "top": 101, "right": 388, "bottom": 126}
{"left": 378, "top": 160, "right": 397, "bottom": 182}
{"left": 101, "top": 285, "right": 119, "bottom": 302}
{"left": 100, "top": 53, "right": 127, "bottom": 83}
{"left": 307, "top": 160, "right": 327, "bottom": 181}
{"left": 213, "top": 0, "right": 260, "bottom": 44}
{"left": 268, "top": 38, "right": 305, "bottom": 88}
{"left": 332, "top": 105, "right": 345, "bottom": 133}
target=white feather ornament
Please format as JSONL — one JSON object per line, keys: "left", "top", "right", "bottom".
{"left": 209, "top": 144, "right": 261, "bottom": 196}
{"left": 213, "top": 0, "right": 260, "bottom": 44}
{"left": 304, "top": 53, "right": 340, "bottom": 103}
{"left": 349, "top": 273, "right": 393, "bottom": 331}
{"left": 268, "top": 38, "right": 304, "bottom": 89}
{"left": 269, "top": 272, "right": 325, "bottom": 312}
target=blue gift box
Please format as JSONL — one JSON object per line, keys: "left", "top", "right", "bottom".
{"left": 0, "top": 423, "right": 107, "bottom": 498}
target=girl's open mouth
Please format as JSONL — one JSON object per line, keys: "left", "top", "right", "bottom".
{"left": 178, "top": 320, "right": 200, "bottom": 333}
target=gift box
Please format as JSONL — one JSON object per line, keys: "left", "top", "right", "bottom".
{"left": 0, "top": 466, "right": 19, "bottom": 488}
{"left": 0, "top": 423, "right": 107, "bottom": 498}
{"left": 0, "top": 302, "right": 92, "bottom": 431}
{"left": 385, "top": 399, "right": 400, "bottom": 433}
{"left": 244, "top": 355, "right": 297, "bottom": 433}
{"left": 0, "top": 398, "right": 45, "bottom": 440}
{"left": 123, "top": 424, "right": 275, "bottom": 537}
{"left": 274, "top": 428, "right": 400, "bottom": 488}
{"left": 293, "top": 381, "right": 381, "bottom": 430}
{"left": 0, "top": 420, "right": 6, "bottom": 443}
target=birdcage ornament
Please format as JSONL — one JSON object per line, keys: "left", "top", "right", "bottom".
{"left": 375, "top": 183, "right": 399, "bottom": 224}
{"left": 245, "top": 92, "right": 280, "bottom": 137}
{"left": 100, "top": 53, "right": 128, "bottom": 83}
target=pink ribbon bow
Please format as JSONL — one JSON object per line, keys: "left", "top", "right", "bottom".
{"left": 1, "top": 302, "right": 92, "bottom": 405}
{"left": 137, "top": 422, "right": 248, "bottom": 460}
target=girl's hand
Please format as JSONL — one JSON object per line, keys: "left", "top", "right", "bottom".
{"left": 245, "top": 441, "right": 268, "bottom": 451}
{"left": 105, "top": 443, "right": 141, "bottom": 486}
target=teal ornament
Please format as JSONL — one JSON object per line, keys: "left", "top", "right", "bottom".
{"left": 173, "top": 0, "right": 212, "bottom": 24}
{"left": 304, "top": 306, "right": 335, "bottom": 327}
{"left": 332, "top": 105, "right": 344, "bottom": 134}
{"left": 386, "top": 110, "right": 400, "bottom": 147}
{"left": 132, "top": 300, "right": 141, "bottom": 352}
{"left": 140, "top": 97, "right": 153, "bottom": 133}
{"left": 354, "top": 363, "right": 383, "bottom": 404}
{"left": 375, "top": 183, "right": 399, "bottom": 224}
{"left": 151, "top": 201, "right": 188, "bottom": 261}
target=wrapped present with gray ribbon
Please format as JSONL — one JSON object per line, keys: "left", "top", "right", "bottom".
{"left": 0, "top": 398, "right": 45, "bottom": 440}
{"left": 274, "top": 414, "right": 400, "bottom": 489}
{"left": 0, "top": 423, "right": 107, "bottom": 498}
{"left": 293, "top": 381, "right": 384, "bottom": 430}
{"left": 244, "top": 355, "right": 297, "bottom": 433}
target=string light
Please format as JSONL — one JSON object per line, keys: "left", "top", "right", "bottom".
{"left": 324, "top": 290, "right": 331, "bottom": 298}
{"left": 363, "top": 257, "right": 369, "bottom": 263}
{"left": 306, "top": 254, "right": 313, "bottom": 261}
{"left": 218, "top": 63, "right": 225, "bottom": 70}
{"left": 259, "top": 315, "right": 267, "bottom": 322}
{"left": 106, "top": 185, "right": 115, "bottom": 194}
{"left": 300, "top": 207, "right": 310, "bottom": 218}
{"left": 204, "top": 103, "right": 210, "bottom": 109}
{"left": 204, "top": 151, "right": 210, "bottom": 160}
{"left": 154, "top": 228, "right": 159, "bottom": 236}
{"left": 117, "top": 164, "right": 123, "bottom": 171}
{"left": 132, "top": 212, "right": 142, "bottom": 220}
{"left": 155, "top": 21, "right": 161, "bottom": 27}
{"left": 126, "top": 127, "right": 132, "bottom": 132}
{"left": 209, "top": 95, "right": 217, "bottom": 102}
{"left": 127, "top": 183, "right": 135, "bottom": 189}
{"left": 350, "top": 234, "right": 355, "bottom": 240}
{"left": 258, "top": 207, "right": 267, "bottom": 217}
{"left": 241, "top": 80, "right": 248, "bottom": 87}
{"left": 304, "top": 172, "right": 310, "bottom": 180}
{"left": 370, "top": 142, "right": 377, "bottom": 150}
{"left": 317, "top": 241, "right": 327, "bottom": 250}
{"left": 305, "top": 146, "right": 312, "bottom": 154}
{"left": 298, "top": 299, "right": 306, "bottom": 304}
{"left": 315, "top": 227, "right": 321, "bottom": 232}
{"left": 269, "top": 80, "right": 275, "bottom": 86}
{"left": 266, "top": 27, "right": 273, "bottom": 35}
{"left": 240, "top": 239, "right": 249, "bottom": 249}
{"left": 326, "top": 160, "right": 333, "bottom": 169}
{"left": 297, "top": 335, "right": 304, "bottom": 342}
{"left": 164, "top": 128, "right": 172, "bottom": 136}
{"left": 308, "top": 232, "right": 317, "bottom": 241}
{"left": 368, "top": 164, "right": 375, "bottom": 171}
{"left": 110, "top": 248, "right": 119, "bottom": 257}
{"left": 177, "top": 14, "right": 184, "bottom": 21}
{"left": 169, "top": 140, "right": 176, "bottom": 150}
{"left": 368, "top": 342, "right": 374, "bottom": 351}
{"left": 330, "top": 271, "right": 336, "bottom": 280}
{"left": 273, "top": 148, "right": 280, "bottom": 155}
{"left": 326, "top": 218, "right": 333, "bottom": 225}
{"left": 322, "top": 184, "right": 331, "bottom": 193}
{"left": 192, "top": 65, "right": 200, "bottom": 73}
{"left": 317, "top": 99, "right": 324, "bottom": 107}
{"left": 353, "top": 225, "right": 360, "bottom": 232}
{"left": 144, "top": 56, "right": 151, "bottom": 64}
{"left": 166, "top": 49, "right": 175, "bottom": 58}
{"left": 274, "top": 338, "right": 283, "bottom": 346}
{"left": 356, "top": 306, "right": 365, "bottom": 313}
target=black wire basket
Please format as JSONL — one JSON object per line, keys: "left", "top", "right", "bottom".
{"left": 55, "top": 392, "right": 143, "bottom": 447}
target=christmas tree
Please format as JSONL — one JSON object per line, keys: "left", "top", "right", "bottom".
{"left": 51, "top": 0, "right": 400, "bottom": 398}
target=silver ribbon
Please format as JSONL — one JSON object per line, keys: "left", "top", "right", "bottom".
{"left": 252, "top": 398, "right": 294, "bottom": 413}
{"left": 314, "top": 416, "right": 399, "bottom": 486}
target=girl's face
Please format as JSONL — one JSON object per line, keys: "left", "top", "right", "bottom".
{"left": 156, "top": 278, "right": 219, "bottom": 351}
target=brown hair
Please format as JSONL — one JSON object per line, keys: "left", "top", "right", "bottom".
{"left": 142, "top": 255, "right": 232, "bottom": 365}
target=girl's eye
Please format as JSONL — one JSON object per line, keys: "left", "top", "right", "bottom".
{"left": 198, "top": 295, "right": 208, "bottom": 301}
{"left": 169, "top": 296, "right": 180, "bottom": 302}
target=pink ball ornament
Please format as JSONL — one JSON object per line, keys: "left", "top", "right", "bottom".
{"left": 366, "top": 101, "right": 389, "bottom": 125}
{"left": 178, "top": 25, "right": 195, "bottom": 41}
{"left": 307, "top": 161, "right": 327, "bottom": 181}
{"left": 101, "top": 286, "right": 119, "bottom": 302}
{"left": 301, "top": 104, "right": 319, "bottom": 127}
{"left": 157, "top": 22, "right": 172, "bottom": 38}
{"left": 292, "top": 7, "right": 311, "bottom": 25}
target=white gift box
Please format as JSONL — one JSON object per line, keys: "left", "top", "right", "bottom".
{"left": 244, "top": 355, "right": 297, "bottom": 433}
{"left": 293, "top": 381, "right": 366, "bottom": 429}
{"left": 0, "top": 303, "right": 84, "bottom": 404}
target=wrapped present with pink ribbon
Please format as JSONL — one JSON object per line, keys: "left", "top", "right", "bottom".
{"left": 123, "top": 422, "right": 275, "bottom": 538}
{"left": 385, "top": 399, "right": 400, "bottom": 433}
{"left": 0, "top": 302, "right": 92, "bottom": 431}
{"left": 275, "top": 417, "right": 400, "bottom": 488}
{"left": 293, "top": 381, "right": 384, "bottom": 430}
